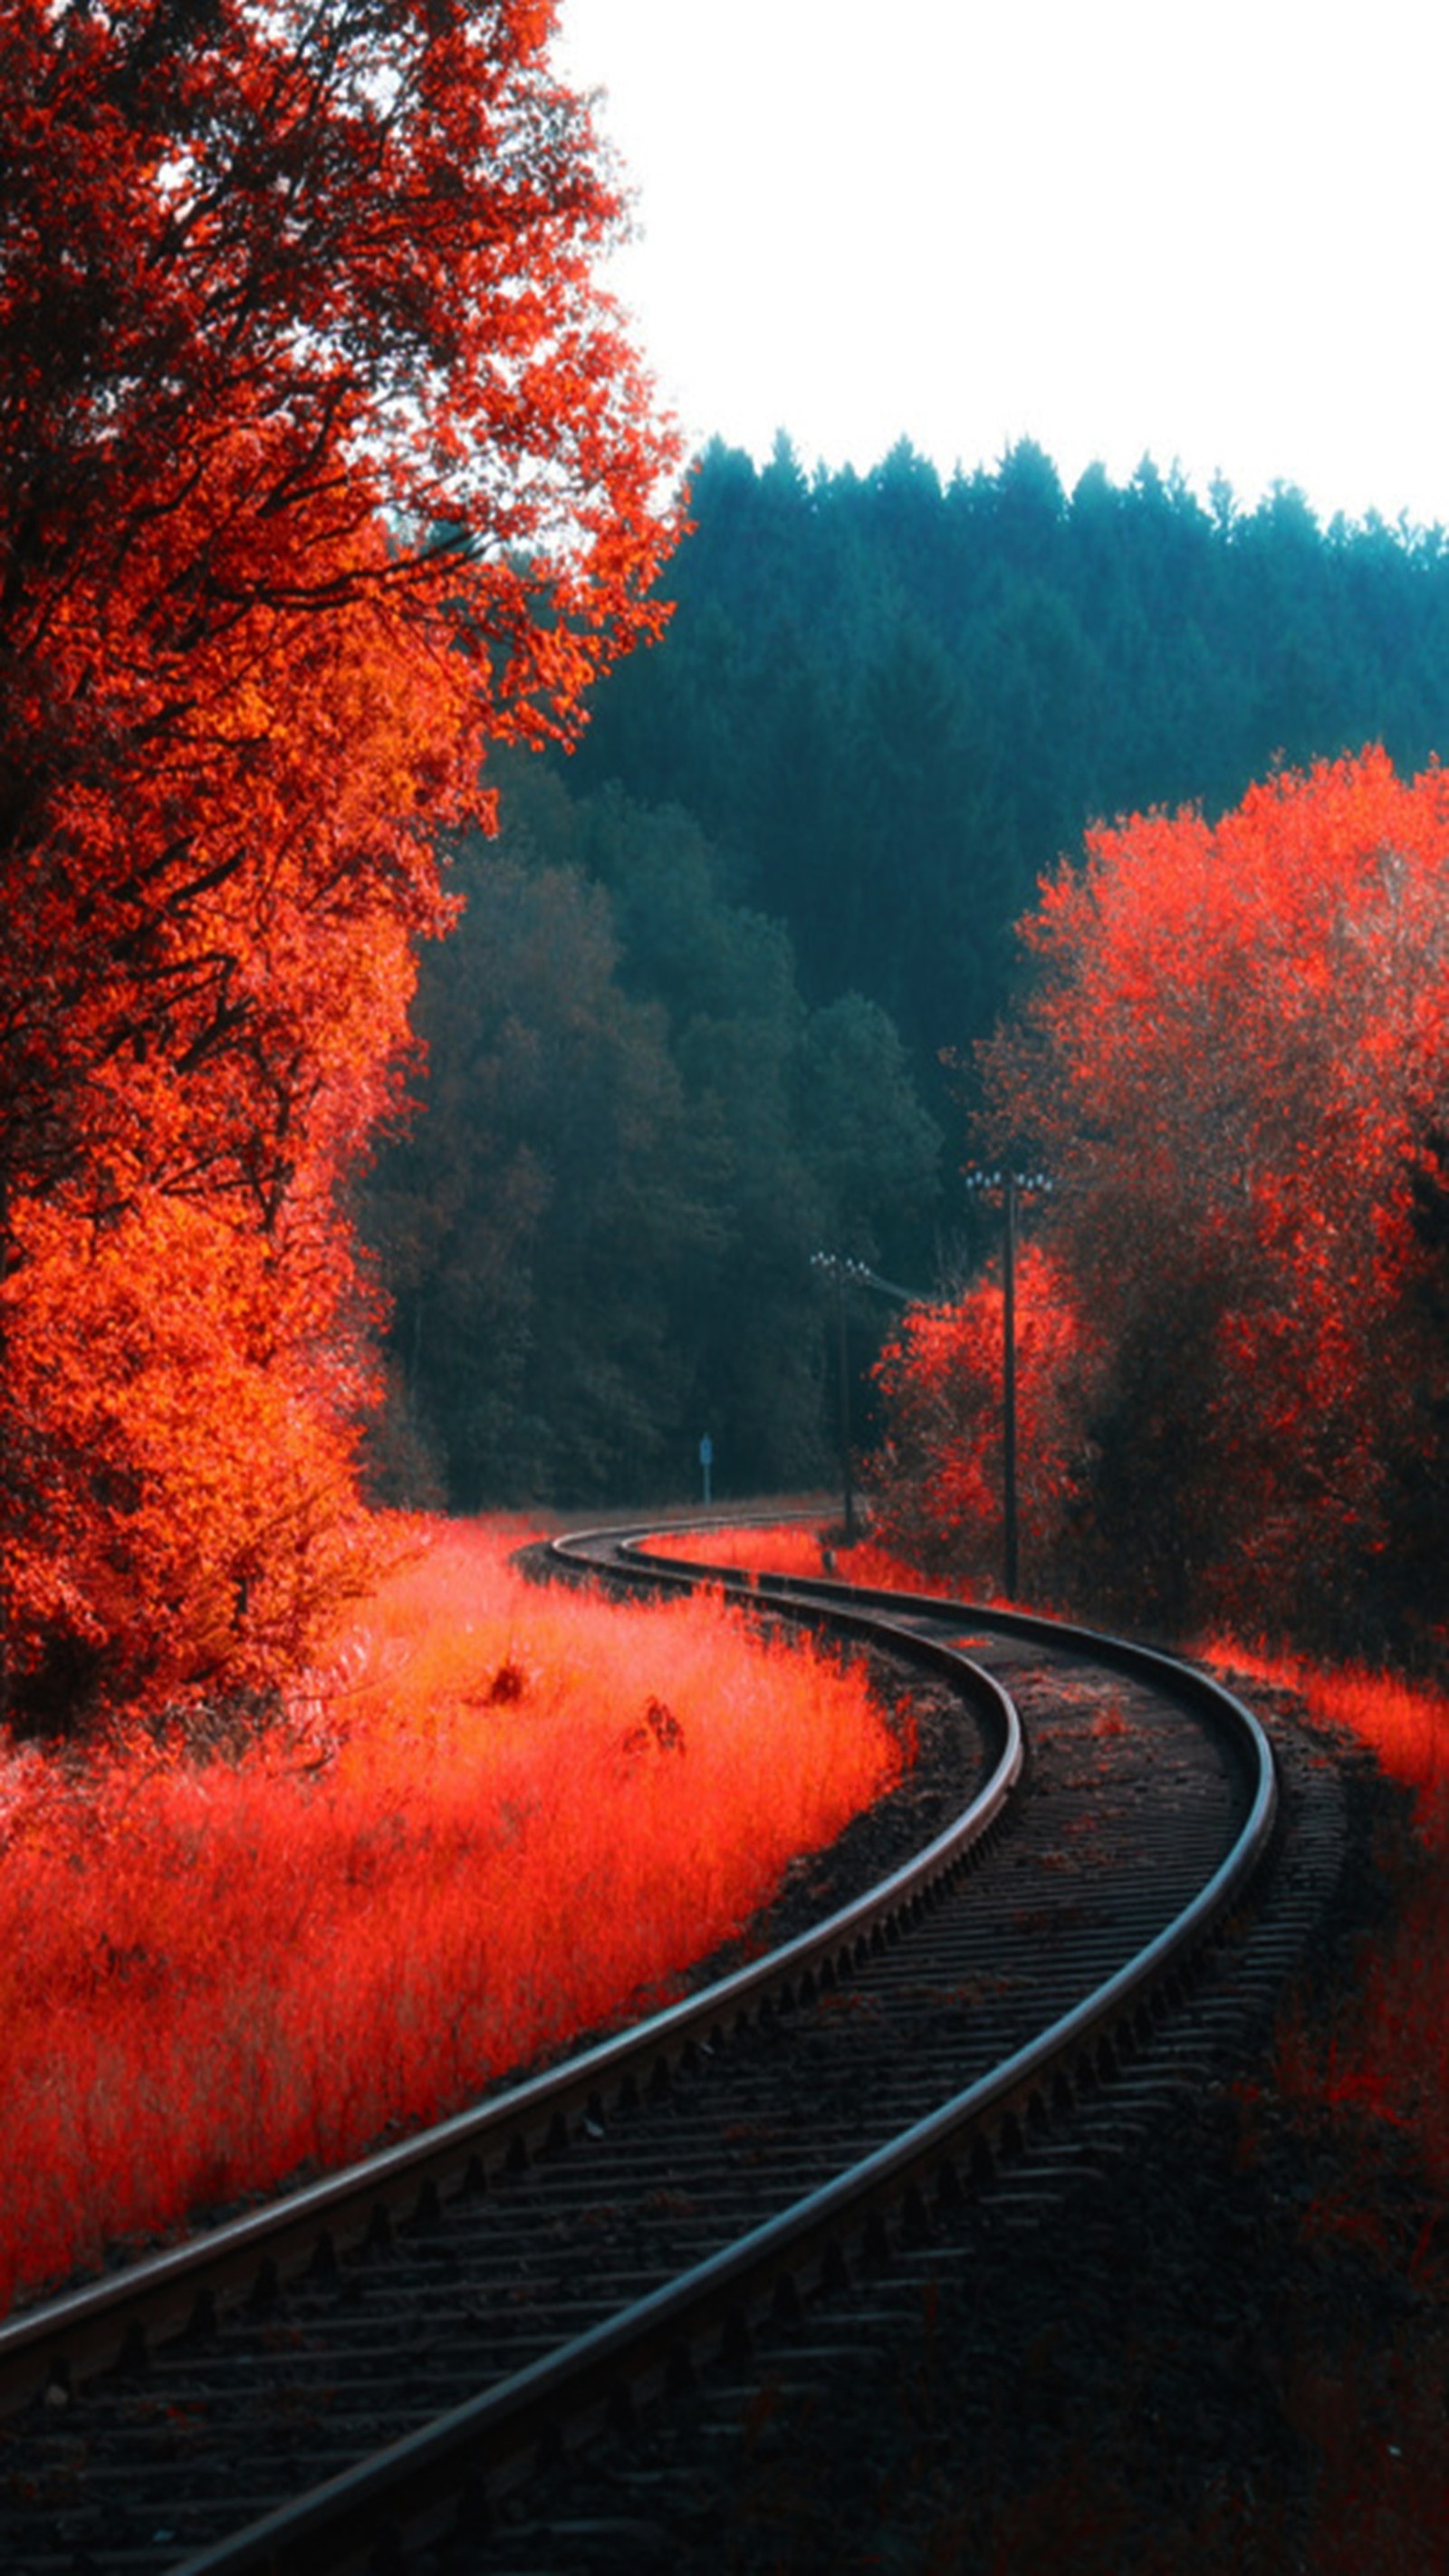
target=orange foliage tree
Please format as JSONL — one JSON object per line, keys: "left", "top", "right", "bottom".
{"left": 0, "top": 0, "right": 682, "bottom": 1729}
{"left": 974, "top": 747, "right": 1449, "bottom": 1651}
{"left": 868, "top": 1246, "right": 1100, "bottom": 1588}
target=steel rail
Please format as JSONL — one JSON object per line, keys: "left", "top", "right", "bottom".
{"left": 618, "top": 1521, "right": 1280, "bottom": 1904}
{"left": 147, "top": 1524, "right": 1281, "bottom": 2576}
{"left": 617, "top": 1523, "right": 1281, "bottom": 2047}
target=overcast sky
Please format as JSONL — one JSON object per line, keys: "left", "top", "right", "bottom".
{"left": 555, "top": 0, "right": 1448, "bottom": 530}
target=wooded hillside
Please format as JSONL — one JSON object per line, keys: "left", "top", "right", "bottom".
{"left": 373, "top": 436, "right": 1449, "bottom": 1512}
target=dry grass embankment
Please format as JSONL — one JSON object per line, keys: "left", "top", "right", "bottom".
{"left": 0, "top": 1515, "right": 901, "bottom": 2316}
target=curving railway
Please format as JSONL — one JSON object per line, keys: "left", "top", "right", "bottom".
{"left": 0, "top": 1522, "right": 1350, "bottom": 2574}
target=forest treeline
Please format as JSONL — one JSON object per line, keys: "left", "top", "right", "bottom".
{"left": 371, "top": 434, "right": 1449, "bottom": 1514}
{"left": 364, "top": 764, "right": 939, "bottom": 1506}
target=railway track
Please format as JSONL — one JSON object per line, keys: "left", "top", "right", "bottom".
{"left": 0, "top": 1522, "right": 1347, "bottom": 2576}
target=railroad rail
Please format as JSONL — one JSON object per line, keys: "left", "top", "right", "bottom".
{"left": 0, "top": 1521, "right": 1318, "bottom": 2576}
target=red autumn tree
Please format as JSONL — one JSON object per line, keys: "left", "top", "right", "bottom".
{"left": 0, "top": 0, "right": 683, "bottom": 1729}
{"left": 867, "top": 1246, "right": 1100, "bottom": 1590}
{"left": 976, "top": 746, "right": 1449, "bottom": 1651}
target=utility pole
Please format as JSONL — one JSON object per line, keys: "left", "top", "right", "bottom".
{"left": 964, "top": 1169, "right": 1051, "bottom": 1600}
{"left": 834, "top": 1262, "right": 856, "bottom": 1540}
{"left": 809, "top": 1253, "right": 859, "bottom": 1539}
{"left": 811, "top": 1252, "right": 927, "bottom": 1544}
{"left": 1002, "top": 1173, "right": 1019, "bottom": 1599}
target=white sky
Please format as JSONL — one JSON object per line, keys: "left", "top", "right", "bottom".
{"left": 555, "top": 0, "right": 1449, "bottom": 530}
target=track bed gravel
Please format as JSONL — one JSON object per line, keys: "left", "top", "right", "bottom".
{"left": 443, "top": 1688, "right": 1449, "bottom": 2576}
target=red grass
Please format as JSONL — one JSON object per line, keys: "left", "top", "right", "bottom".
{"left": 1201, "top": 1644, "right": 1449, "bottom": 1821}
{"left": 0, "top": 1517, "right": 902, "bottom": 2315}
{"left": 641, "top": 1518, "right": 956, "bottom": 1595}
{"left": 1206, "top": 1637, "right": 1449, "bottom": 2180}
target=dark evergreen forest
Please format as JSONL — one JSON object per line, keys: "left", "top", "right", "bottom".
{"left": 367, "top": 436, "right": 1449, "bottom": 1511}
